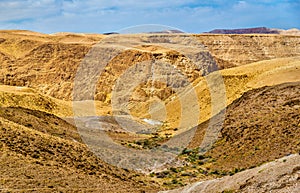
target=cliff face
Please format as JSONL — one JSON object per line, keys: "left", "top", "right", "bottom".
{"left": 0, "top": 30, "right": 300, "bottom": 101}
{"left": 0, "top": 31, "right": 104, "bottom": 100}
{"left": 197, "top": 34, "right": 300, "bottom": 69}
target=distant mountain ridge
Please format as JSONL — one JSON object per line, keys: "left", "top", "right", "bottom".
{"left": 148, "top": 29, "right": 184, "bottom": 34}
{"left": 207, "top": 27, "right": 300, "bottom": 35}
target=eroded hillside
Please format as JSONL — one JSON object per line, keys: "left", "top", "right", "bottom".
{"left": 196, "top": 34, "right": 300, "bottom": 68}
{"left": 0, "top": 30, "right": 299, "bottom": 192}
{"left": 190, "top": 82, "right": 300, "bottom": 171}
{"left": 1, "top": 30, "right": 300, "bottom": 103}
{"left": 0, "top": 107, "right": 159, "bottom": 192}
{"left": 146, "top": 82, "right": 300, "bottom": 189}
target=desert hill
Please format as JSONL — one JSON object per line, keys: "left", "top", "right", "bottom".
{"left": 0, "top": 30, "right": 299, "bottom": 192}
{"left": 0, "top": 106, "right": 159, "bottom": 192}
{"left": 207, "top": 27, "right": 279, "bottom": 34}
{"left": 207, "top": 27, "right": 300, "bottom": 36}
{"left": 0, "top": 85, "right": 74, "bottom": 117}
{"left": 142, "top": 82, "right": 299, "bottom": 189}
{"left": 1, "top": 30, "right": 300, "bottom": 102}
{"left": 1, "top": 81, "right": 298, "bottom": 192}
{"left": 148, "top": 56, "right": 300, "bottom": 130}
{"left": 196, "top": 33, "right": 300, "bottom": 68}
{"left": 190, "top": 81, "right": 300, "bottom": 170}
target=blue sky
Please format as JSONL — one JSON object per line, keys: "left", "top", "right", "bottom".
{"left": 0, "top": 0, "right": 299, "bottom": 34}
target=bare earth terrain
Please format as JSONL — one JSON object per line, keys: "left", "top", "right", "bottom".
{"left": 0, "top": 30, "right": 299, "bottom": 192}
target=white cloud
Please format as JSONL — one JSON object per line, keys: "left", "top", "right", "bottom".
{"left": 0, "top": 0, "right": 298, "bottom": 33}
{"left": 235, "top": 1, "right": 247, "bottom": 8}
{"left": 0, "top": 0, "right": 61, "bottom": 22}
